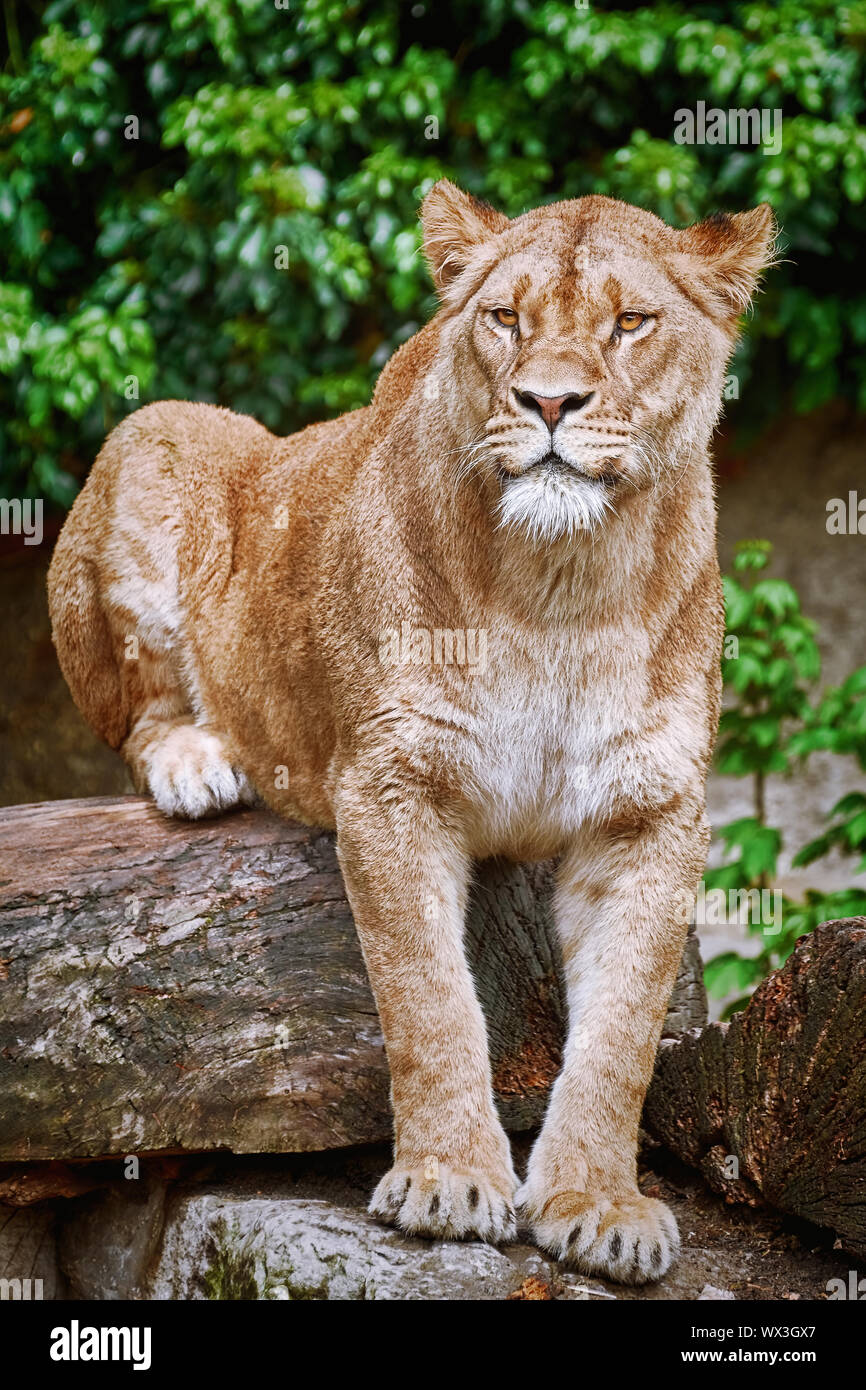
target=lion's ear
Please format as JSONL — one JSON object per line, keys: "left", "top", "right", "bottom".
{"left": 669, "top": 205, "right": 778, "bottom": 319}
{"left": 420, "top": 179, "right": 510, "bottom": 296}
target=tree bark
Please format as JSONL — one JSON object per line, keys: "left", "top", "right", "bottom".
{"left": 0, "top": 796, "right": 704, "bottom": 1165}
{"left": 644, "top": 918, "right": 866, "bottom": 1257}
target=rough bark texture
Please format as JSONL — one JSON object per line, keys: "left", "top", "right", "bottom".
{"left": 644, "top": 918, "right": 866, "bottom": 1257}
{"left": 0, "top": 796, "right": 704, "bottom": 1165}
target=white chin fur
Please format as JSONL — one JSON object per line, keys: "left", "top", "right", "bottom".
{"left": 496, "top": 469, "right": 614, "bottom": 544}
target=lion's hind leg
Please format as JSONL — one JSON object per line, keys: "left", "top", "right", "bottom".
{"left": 50, "top": 402, "right": 260, "bottom": 821}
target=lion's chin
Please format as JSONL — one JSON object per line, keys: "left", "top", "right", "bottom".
{"left": 495, "top": 468, "right": 615, "bottom": 545}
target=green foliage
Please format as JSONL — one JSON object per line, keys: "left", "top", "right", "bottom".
{"left": 705, "top": 542, "right": 866, "bottom": 1015}
{"left": 2, "top": 0, "right": 866, "bottom": 503}
{"left": 703, "top": 949, "right": 765, "bottom": 1005}
{"left": 717, "top": 540, "right": 820, "bottom": 781}
{"left": 706, "top": 816, "right": 782, "bottom": 889}
{"left": 791, "top": 667, "right": 866, "bottom": 869}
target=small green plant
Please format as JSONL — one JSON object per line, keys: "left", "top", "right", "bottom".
{"left": 704, "top": 541, "right": 866, "bottom": 1015}
{"left": 790, "top": 668, "right": 866, "bottom": 866}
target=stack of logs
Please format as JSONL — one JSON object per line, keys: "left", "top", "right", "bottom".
{"left": 0, "top": 797, "right": 863, "bottom": 1257}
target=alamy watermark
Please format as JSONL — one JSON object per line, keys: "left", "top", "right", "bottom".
{"left": 0, "top": 1277, "right": 43, "bottom": 1300}
{"left": 50, "top": 1321, "right": 152, "bottom": 1370}
{"left": 0, "top": 497, "right": 43, "bottom": 545}
{"left": 674, "top": 101, "right": 782, "bottom": 156}
{"left": 675, "top": 882, "right": 782, "bottom": 934}
{"left": 826, "top": 1270, "right": 866, "bottom": 1300}
{"left": 826, "top": 491, "right": 866, "bottom": 535}
{"left": 379, "top": 622, "right": 488, "bottom": 673}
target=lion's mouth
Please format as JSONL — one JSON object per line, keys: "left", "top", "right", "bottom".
{"left": 502, "top": 452, "right": 622, "bottom": 488}
{"left": 535, "top": 451, "right": 568, "bottom": 472}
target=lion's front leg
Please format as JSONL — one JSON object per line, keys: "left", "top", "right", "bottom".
{"left": 335, "top": 765, "right": 517, "bottom": 1243}
{"left": 518, "top": 795, "right": 709, "bottom": 1284}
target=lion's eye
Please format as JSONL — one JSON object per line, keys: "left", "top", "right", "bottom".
{"left": 494, "top": 307, "right": 519, "bottom": 328}
{"left": 617, "top": 311, "right": 647, "bottom": 332}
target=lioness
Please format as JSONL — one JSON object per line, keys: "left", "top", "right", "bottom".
{"left": 48, "top": 180, "right": 775, "bottom": 1284}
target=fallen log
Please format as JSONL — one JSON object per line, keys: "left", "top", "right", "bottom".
{"left": 644, "top": 918, "right": 866, "bottom": 1257}
{"left": 0, "top": 796, "right": 704, "bottom": 1165}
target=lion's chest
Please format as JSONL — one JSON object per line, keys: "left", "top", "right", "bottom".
{"left": 448, "top": 622, "right": 655, "bottom": 857}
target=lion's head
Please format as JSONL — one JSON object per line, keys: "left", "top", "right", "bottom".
{"left": 418, "top": 180, "right": 776, "bottom": 544}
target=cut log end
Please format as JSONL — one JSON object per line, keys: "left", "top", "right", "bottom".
{"left": 645, "top": 918, "right": 866, "bottom": 1257}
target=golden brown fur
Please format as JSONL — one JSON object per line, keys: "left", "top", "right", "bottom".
{"left": 48, "top": 181, "right": 775, "bottom": 1282}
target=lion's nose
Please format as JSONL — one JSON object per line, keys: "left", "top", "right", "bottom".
{"left": 513, "top": 389, "right": 595, "bottom": 430}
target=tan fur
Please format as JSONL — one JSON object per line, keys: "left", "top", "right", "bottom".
{"left": 48, "top": 182, "right": 775, "bottom": 1282}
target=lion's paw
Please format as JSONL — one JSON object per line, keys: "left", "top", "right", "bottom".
{"left": 370, "top": 1159, "right": 517, "bottom": 1244}
{"left": 145, "top": 727, "right": 257, "bottom": 820}
{"left": 517, "top": 1186, "right": 679, "bottom": 1285}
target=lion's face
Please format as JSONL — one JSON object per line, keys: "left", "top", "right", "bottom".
{"left": 420, "top": 182, "right": 775, "bottom": 544}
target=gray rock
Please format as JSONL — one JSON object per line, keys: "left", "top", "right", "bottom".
{"left": 58, "top": 1176, "right": 168, "bottom": 1300}
{"left": 147, "top": 1194, "right": 548, "bottom": 1301}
